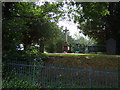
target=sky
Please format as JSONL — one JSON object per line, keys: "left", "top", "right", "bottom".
{"left": 35, "top": 1, "right": 88, "bottom": 40}
{"left": 57, "top": 20, "right": 86, "bottom": 40}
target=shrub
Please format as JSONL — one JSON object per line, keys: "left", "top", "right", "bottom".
{"left": 2, "top": 50, "right": 48, "bottom": 62}
{"left": 2, "top": 76, "right": 40, "bottom": 88}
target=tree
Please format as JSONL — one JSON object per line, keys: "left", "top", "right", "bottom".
{"left": 2, "top": 2, "right": 28, "bottom": 52}
{"left": 72, "top": 2, "right": 109, "bottom": 44}
{"left": 65, "top": 2, "right": 120, "bottom": 54}
{"left": 45, "top": 26, "right": 65, "bottom": 53}
{"left": 2, "top": 2, "right": 64, "bottom": 53}
{"left": 105, "top": 2, "right": 120, "bottom": 54}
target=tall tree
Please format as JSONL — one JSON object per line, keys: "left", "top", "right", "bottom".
{"left": 105, "top": 2, "right": 120, "bottom": 54}
{"left": 2, "top": 2, "right": 64, "bottom": 53}
{"left": 66, "top": 2, "right": 120, "bottom": 54}
{"left": 72, "top": 2, "right": 109, "bottom": 44}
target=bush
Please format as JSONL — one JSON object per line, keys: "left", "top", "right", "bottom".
{"left": 2, "top": 76, "right": 40, "bottom": 88}
{"left": 2, "top": 50, "right": 48, "bottom": 62}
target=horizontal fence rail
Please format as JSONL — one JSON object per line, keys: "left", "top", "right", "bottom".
{"left": 4, "top": 61, "right": 119, "bottom": 88}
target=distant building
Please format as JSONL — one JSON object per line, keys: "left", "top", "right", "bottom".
{"left": 106, "top": 29, "right": 120, "bottom": 55}
{"left": 106, "top": 38, "right": 116, "bottom": 55}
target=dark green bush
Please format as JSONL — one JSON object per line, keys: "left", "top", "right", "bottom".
{"left": 2, "top": 50, "right": 48, "bottom": 62}
{"left": 45, "top": 43, "right": 56, "bottom": 53}
{"left": 2, "top": 76, "right": 40, "bottom": 88}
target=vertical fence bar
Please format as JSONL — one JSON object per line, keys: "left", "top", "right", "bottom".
{"left": 54, "top": 68, "right": 56, "bottom": 87}
{"left": 110, "top": 69, "right": 112, "bottom": 88}
{"left": 96, "top": 72, "right": 98, "bottom": 88}
{"left": 42, "top": 65, "right": 47, "bottom": 87}
{"left": 80, "top": 71, "right": 82, "bottom": 88}
{"left": 102, "top": 73, "right": 104, "bottom": 88}
{"left": 32, "top": 62, "right": 34, "bottom": 83}
{"left": 70, "top": 69, "right": 72, "bottom": 87}
{"left": 113, "top": 73, "right": 115, "bottom": 88}
{"left": 47, "top": 68, "right": 51, "bottom": 86}
{"left": 45, "top": 66, "right": 47, "bottom": 87}
{"left": 28, "top": 65, "right": 30, "bottom": 82}
{"left": 116, "top": 73, "right": 118, "bottom": 88}
{"left": 89, "top": 66, "right": 92, "bottom": 88}
{"left": 71, "top": 70, "right": 74, "bottom": 88}
{"left": 106, "top": 72, "right": 109, "bottom": 88}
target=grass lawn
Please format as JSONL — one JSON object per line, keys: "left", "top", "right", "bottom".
{"left": 46, "top": 53, "right": 120, "bottom": 57}
{"left": 45, "top": 53, "right": 120, "bottom": 71}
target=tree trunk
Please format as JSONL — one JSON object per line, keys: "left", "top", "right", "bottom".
{"left": 39, "top": 41, "right": 44, "bottom": 53}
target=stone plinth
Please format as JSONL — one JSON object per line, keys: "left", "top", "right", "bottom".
{"left": 106, "top": 38, "right": 116, "bottom": 55}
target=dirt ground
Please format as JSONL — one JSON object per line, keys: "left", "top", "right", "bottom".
{"left": 44, "top": 54, "right": 119, "bottom": 72}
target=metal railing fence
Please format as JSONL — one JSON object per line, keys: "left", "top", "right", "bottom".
{"left": 4, "top": 60, "right": 119, "bottom": 88}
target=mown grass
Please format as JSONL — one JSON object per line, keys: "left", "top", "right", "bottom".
{"left": 46, "top": 53, "right": 120, "bottom": 57}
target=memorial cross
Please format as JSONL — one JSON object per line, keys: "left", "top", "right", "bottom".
{"left": 63, "top": 27, "right": 69, "bottom": 42}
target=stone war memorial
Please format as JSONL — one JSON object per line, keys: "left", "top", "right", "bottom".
{"left": 62, "top": 27, "right": 72, "bottom": 53}
{"left": 56, "top": 27, "right": 72, "bottom": 53}
{"left": 105, "top": 29, "right": 120, "bottom": 55}
{"left": 106, "top": 38, "right": 116, "bottom": 55}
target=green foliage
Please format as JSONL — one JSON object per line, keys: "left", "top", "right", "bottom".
{"left": 2, "top": 76, "right": 39, "bottom": 88}
{"left": 44, "top": 26, "right": 64, "bottom": 53}
{"left": 66, "top": 2, "right": 120, "bottom": 46}
{"left": 3, "top": 50, "right": 48, "bottom": 62}
{"left": 2, "top": 2, "right": 64, "bottom": 53}
{"left": 45, "top": 43, "right": 56, "bottom": 53}
{"left": 64, "top": 2, "right": 110, "bottom": 44}
{"left": 75, "top": 3, "right": 109, "bottom": 44}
